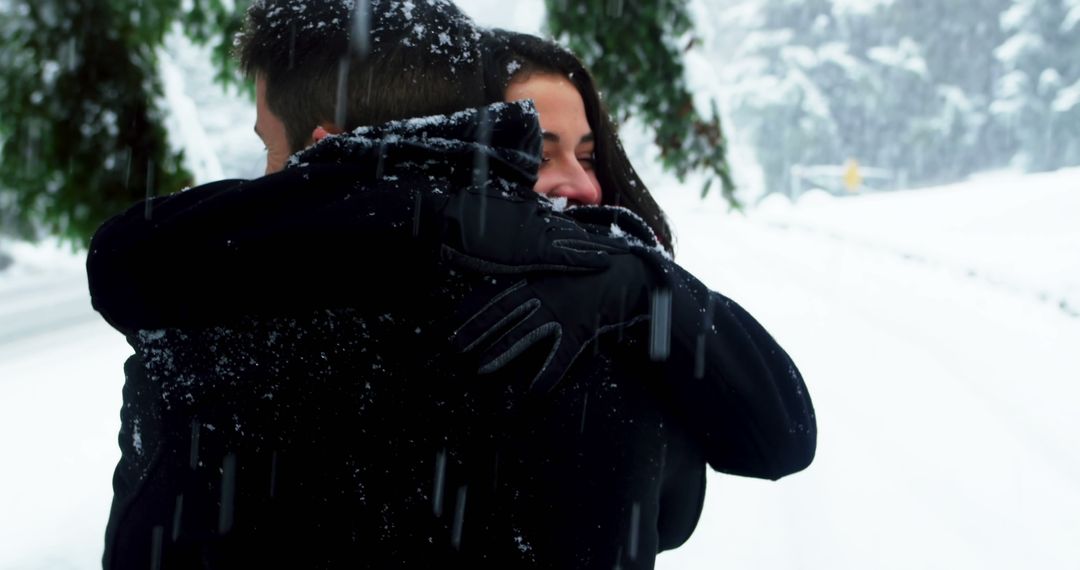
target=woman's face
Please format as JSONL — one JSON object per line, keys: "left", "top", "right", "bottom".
{"left": 505, "top": 73, "right": 602, "bottom": 206}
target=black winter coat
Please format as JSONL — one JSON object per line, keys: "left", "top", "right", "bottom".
{"left": 88, "top": 101, "right": 814, "bottom": 569}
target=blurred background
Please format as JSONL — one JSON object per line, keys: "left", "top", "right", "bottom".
{"left": 1, "top": 0, "right": 1078, "bottom": 568}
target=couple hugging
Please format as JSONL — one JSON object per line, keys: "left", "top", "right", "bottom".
{"left": 89, "top": 1, "right": 815, "bottom": 568}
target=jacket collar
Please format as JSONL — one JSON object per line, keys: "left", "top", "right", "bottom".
{"left": 287, "top": 100, "right": 543, "bottom": 190}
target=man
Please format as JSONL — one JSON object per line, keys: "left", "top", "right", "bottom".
{"left": 89, "top": 1, "right": 815, "bottom": 568}
{"left": 92, "top": 1, "right": 635, "bottom": 566}
{"left": 92, "top": 2, "right": 546, "bottom": 567}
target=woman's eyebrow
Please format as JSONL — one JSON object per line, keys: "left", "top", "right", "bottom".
{"left": 541, "top": 132, "right": 595, "bottom": 144}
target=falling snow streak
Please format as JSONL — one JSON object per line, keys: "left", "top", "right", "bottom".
{"left": 693, "top": 333, "right": 707, "bottom": 379}
{"left": 189, "top": 419, "right": 201, "bottom": 470}
{"left": 24, "top": 121, "right": 38, "bottom": 176}
{"left": 658, "top": 443, "right": 668, "bottom": 479}
{"left": 579, "top": 391, "right": 589, "bottom": 434}
{"left": 364, "top": 72, "right": 374, "bottom": 105}
{"left": 218, "top": 453, "right": 237, "bottom": 535}
{"left": 150, "top": 525, "right": 164, "bottom": 570}
{"left": 412, "top": 190, "right": 423, "bottom": 238}
{"left": 269, "top": 450, "right": 279, "bottom": 498}
{"left": 695, "top": 294, "right": 715, "bottom": 379}
{"left": 350, "top": 0, "right": 371, "bottom": 59}
{"left": 617, "top": 286, "right": 628, "bottom": 343}
{"left": 144, "top": 159, "right": 155, "bottom": 221}
{"left": 171, "top": 494, "right": 184, "bottom": 542}
{"left": 454, "top": 184, "right": 471, "bottom": 252}
{"left": 287, "top": 24, "right": 297, "bottom": 69}
{"left": 451, "top": 485, "right": 468, "bottom": 550}
{"left": 593, "top": 312, "right": 603, "bottom": 356}
{"left": 374, "top": 140, "right": 387, "bottom": 180}
{"left": 628, "top": 501, "right": 641, "bottom": 560}
{"left": 473, "top": 105, "right": 492, "bottom": 238}
{"left": 335, "top": 57, "right": 350, "bottom": 129}
{"left": 62, "top": 38, "right": 78, "bottom": 72}
{"left": 123, "top": 146, "right": 133, "bottom": 189}
{"left": 433, "top": 447, "right": 447, "bottom": 517}
{"left": 649, "top": 288, "right": 672, "bottom": 361}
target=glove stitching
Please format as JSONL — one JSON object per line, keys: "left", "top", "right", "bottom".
{"left": 449, "top": 279, "right": 528, "bottom": 343}
{"left": 463, "top": 298, "right": 541, "bottom": 354}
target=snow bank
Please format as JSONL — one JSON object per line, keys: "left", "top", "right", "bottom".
{"left": 751, "top": 168, "right": 1080, "bottom": 318}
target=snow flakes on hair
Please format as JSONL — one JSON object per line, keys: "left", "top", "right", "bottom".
{"left": 242, "top": 0, "right": 480, "bottom": 64}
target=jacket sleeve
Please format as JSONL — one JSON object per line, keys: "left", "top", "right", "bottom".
{"left": 86, "top": 171, "right": 439, "bottom": 336}
{"left": 650, "top": 259, "right": 816, "bottom": 480}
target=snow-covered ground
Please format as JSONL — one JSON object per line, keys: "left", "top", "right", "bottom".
{"left": 650, "top": 171, "right": 1080, "bottom": 570}
{"left": 2, "top": 1, "right": 1079, "bottom": 568}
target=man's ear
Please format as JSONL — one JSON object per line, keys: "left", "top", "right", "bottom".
{"left": 311, "top": 123, "right": 343, "bottom": 143}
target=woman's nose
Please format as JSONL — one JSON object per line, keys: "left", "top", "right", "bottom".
{"left": 548, "top": 164, "right": 601, "bottom": 205}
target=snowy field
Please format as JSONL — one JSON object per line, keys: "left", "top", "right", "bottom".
{"left": 2, "top": 1, "right": 1079, "bottom": 568}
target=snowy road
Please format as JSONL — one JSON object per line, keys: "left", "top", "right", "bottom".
{"left": 653, "top": 187, "right": 1080, "bottom": 569}
{"left": 0, "top": 272, "right": 99, "bottom": 348}
{"left": 0, "top": 241, "right": 127, "bottom": 569}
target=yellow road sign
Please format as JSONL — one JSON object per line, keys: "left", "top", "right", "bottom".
{"left": 844, "top": 159, "right": 862, "bottom": 192}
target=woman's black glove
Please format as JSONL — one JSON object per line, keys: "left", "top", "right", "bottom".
{"left": 434, "top": 188, "right": 615, "bottom": 275}
{"left": 446, "top": 207, "right": 675, "bottom": 394}
{"left": 448, "top": 239, "right": 668, "bottom": 394}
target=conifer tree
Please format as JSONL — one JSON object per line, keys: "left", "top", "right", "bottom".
{"left": 0, "top": 0, "right": 244, "bottom": 247}
{"left": 993, "top": 0, "right": 1080, "bottom": 171}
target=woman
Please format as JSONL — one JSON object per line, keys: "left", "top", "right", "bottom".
{"left": 473, "top": 29, "right": 816, "bottom": 569}
{"left": 481, "top": 30, "right": 675, "bottom": 254}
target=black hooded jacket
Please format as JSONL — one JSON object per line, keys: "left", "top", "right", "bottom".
{"left": 88, "top": 101, "right": 814, "bottom": 569}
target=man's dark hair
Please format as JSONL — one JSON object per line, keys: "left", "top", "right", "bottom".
{"left": 237, "top": 0, "right": 486, "bottom": 152}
